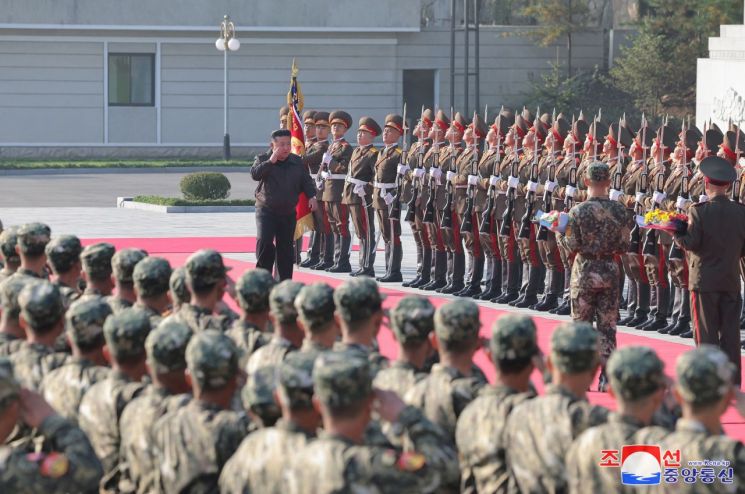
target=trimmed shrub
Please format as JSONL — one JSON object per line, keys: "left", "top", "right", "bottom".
{"left": 180, "top": 172, "right": 231, "bottom": 200}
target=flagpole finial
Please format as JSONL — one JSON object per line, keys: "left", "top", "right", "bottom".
{"left": 291, "top": 58, "right": 299, "bottom": 78}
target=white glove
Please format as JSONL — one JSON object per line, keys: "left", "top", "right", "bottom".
{"left": 527, "top": 180, "right": 539, "bottom": 193}
{"left": 322, "top": 152, "right": 332, "bottom": 165}
{"left": 413, "top": 168, "right": 425, "bottom": 178}
{"left": 397, "top": 163, "right": 410, "bottom": 176}
{"left": 609, "top": 189, "right": 623, "bottom": 202}
{"left": 320, "top": 171, "right": 329, "bottom": 179}
{"left": 429, "top": 167, "right": 442, "bottom": 180}
{"left": 698, "top": 194, "right": 709, "bottom": 204}
{"left": 652, "top": 191, "right": 667, "bottom": 205}
{"left": 675, "top": 196, "right": 690, "bottom": 210}
{"left": 544, "top": 181, "right": 558, "bottom": 193}
{"left": 489, "top": 175, "right": 501, "bottom": 186}
{"left": 565, "top": 185, "right": 576, "bottom": 198}
{"left": 507, "top": 176, "right": 520, "bottom": 189}
{"left": 446, "top": 171, "right": 456, "bottom": 182}
{"left": 635, "top": 191, "right": 646, "bottom": 204}
{"left": 467, "top": 175, "right": 479, "bottom": 186}
{"left": 383, "top": 192, "right": 395, "bottom": 205}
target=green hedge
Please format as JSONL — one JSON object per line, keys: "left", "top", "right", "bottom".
{"left": 179, "top": 172, "right": 231, "bottom": 200}
{"left": 0, "top": 159, "right": 253, "bottom": 170}
{"left": 133, "top": 195, "right": 254, "bottom": 207}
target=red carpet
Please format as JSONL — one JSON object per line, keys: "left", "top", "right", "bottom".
{"left": 81, "top": 237, "right": 375, "bottom": 253}
{"left": 118, "top": 240, "right": 745, "bottom": 439}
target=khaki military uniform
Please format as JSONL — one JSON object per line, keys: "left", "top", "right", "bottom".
{"left": 320, "top": 139, "right": 354, "bottom": 270}
{"left": 342, "top": 144, "right": 379, "bottom": 274}
{"left": 373, "top": 144, "right": 404, "bottom": 279}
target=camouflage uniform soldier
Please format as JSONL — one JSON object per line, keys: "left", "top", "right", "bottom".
{"left": 168, "top": 266, "right": 189, "bottom": 312}
{"left": 295, "top": 282, "right": 339, "bottom": 359}
{"left": 456, "top": 314, "right": 540, "bottom": 494}
{"left": 374, "top": 295, "right": 435, "bottom": 398}
{"left": 242, "top": 364, "right": 281, "bottom": 427}
{"left": 405, "top": 299, "right": 488, "bottom": 446}
{"left": 10, "top": 281, "right": 68, "bottom": 390}
{"left": 107, "top": 248, "right": 148, "bottom": 313}
{"left": 45, "top": 234, "right": 83, "bottom": 306}
{"left": 226, "top": 268, "right": 275, "bottom": 366}
{"left": 80, "top": 242, "right": 116, "bottom": 298}
{"left": 288, "top": 351, "right": 458, "bottom": 494}
{"left": 13, "top": 222, "right": 51, "bottom": 280}
{"left": 505, "top": 322, "right": 609, "bottom": 493}
{"left": 246, "top": 280, "right": 304, "bottom": 375}
{"left": 119, "top": 320, "right": 192, "bottom": 494}
{"left": 0, "top": 276, "right": 32, "bottom": 355}
{"left": 558, "top": 161, "right": 632, "bottom": 389}
{"left": 0, "top": 226, "right": 20, "bottom": 281}
{"left": 0, "top": 362, "right": 104, "bottom": 492}
{"left": 41, "top": 298, "right": 112, "bottom": 424}
{"left": 152, "top": 330, "right": 249, "bottom": 494}
{"left": 332, "top": 277, "right": 389, "bottom": 375}
{"left": 78, "top": 308, "right": 150, "bottom": 475}
{"left": 566, "top": 346, "right": 669, "bottom": 494}
{"left": 220, "top": 352, "right": 320, "bottom": 494}
{"left": 132, "top": 256, "right": 172, "bottom": 328}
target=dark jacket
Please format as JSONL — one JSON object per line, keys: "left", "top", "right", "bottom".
{"left": 251, "top": 153, "right": 316, "bottom": 215}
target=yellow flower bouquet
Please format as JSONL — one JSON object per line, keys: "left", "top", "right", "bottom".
{"left": 638, "top": 210, "right": 688, "bottom": 232}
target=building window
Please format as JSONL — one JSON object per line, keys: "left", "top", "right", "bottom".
{"left": 108, "top": 54, "right": 154, "bottom": 106}
{"left": 403, "top": 69, "right": 436, "bottom": 122}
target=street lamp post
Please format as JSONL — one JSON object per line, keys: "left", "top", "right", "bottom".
{"left": 216, "top": 15, "right": 240, "bottom": 161}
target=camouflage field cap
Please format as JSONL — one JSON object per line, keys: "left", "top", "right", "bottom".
{"left": 278, "top": 351, "right": 316, "bottom": 409}
{"left": 269, "top": 280, "right": 304, "bottom": 325}
{"left": 145, "top": 320, "right": 193, "bottom": 374}
{"left": 242, "top": 364, "right": 279, "bottom": 411}
{"left": 435, "top": 299, "right": 481, "bottom": 344}
{"left": 185, "top": 249, "right": 231, "bottom": 286}
{"left": 185, "top": 329, "right": 239, "bottom": 390}
{"left": 0, "top": 275, "right": 34, "bottom": 319}
{"left": 45, "top": 235, "right": 83, "bottom": 273}
{"left": 0, "top": 226, "right": 20, "bottom": 264}
{"left": 390, "top": 296, "right": 435, "bottom": 344}
{"left": 112, "top": 248, "right": 148, "bottom": 283}
{"left": 0, "top": 358, "right": 19, "bottom": 410}
{"left": 133, "top": 257, "right": 172, "bottom": 298}
{"left": 314, "top": 350, "right": 373, "bottom": 409}
{"left": 81, "top": 243, "right": 116, "bottom": 280}
{"left": 18, "top": 281, "right": 64, "bottom": 330}
{"left": 586, "top": 161, "right": 610, "bottom": 182}
{"left": 333, "top": 277, "right": 385, "bottom": 323}
{"left": 103, "top": 307, "right": 151, "bottom": 361}
{"left": 295, "top": 282, "right": 335, "bottom": 331}
{"left": 676, "top": 345, "right": 735, "bottom": 406}
{"left": 169, "top": 267, "right": 190, "bottom": 305}
{"left": 66, "top": 297, "right": 113, "bottom": 348}
{"left": 236, "top": 268, "right": 276, "bottom": 313}
{"left": 550, "top": 322, "right": 599, "bottom": 373}
{"left": 17, "top": 222, "right": 51, "bottom": 256}
{"left": 607, "top": 346, "right": 666, "bottom": 401}
{"left": 490, "top": 314, "right": 539, "bottom": 362}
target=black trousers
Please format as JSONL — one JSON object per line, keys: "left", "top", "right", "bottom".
{"left": 256, "top": 207, "right": 297, "bottom": 281}
{"left": 691, "top": 290, "right": 742, "bottom": 386}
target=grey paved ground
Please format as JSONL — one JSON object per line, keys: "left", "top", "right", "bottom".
{"left": 0, "top": 169, "right": 256, "bottom": 207}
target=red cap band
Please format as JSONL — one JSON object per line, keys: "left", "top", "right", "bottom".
{"left": 435, "top": 119, "right": 448, "bottom": 131}
{"left": 551, "top": 128, "right": 565, "bottom": 146}
{"left": 705, "top": 176, "right": 731, "bottom": 186}
{"left": 606, "top": 135, "right": 617, "bottom": 149}
{"left": 722, "top": 144, "right": 737, "bottom": 162}
{"left": 453, "top": 120, "right": 465, "bottom": 133}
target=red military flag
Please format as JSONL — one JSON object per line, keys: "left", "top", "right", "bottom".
{"left": 288, "top": 59, "right": 314, "bottom": 240}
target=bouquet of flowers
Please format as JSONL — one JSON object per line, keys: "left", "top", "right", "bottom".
{"left": 534, "top": 210, "right": 569, "bottom": 234}
{"left": 637, "top": 210, "right": 688, "bottom": 232}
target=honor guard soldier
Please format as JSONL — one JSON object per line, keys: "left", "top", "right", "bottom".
{"left": 374, "top": 114, "right": 405, "bottom": 282}
{"left": 320, "top": 111, "right": 354, "bottom": 273}
{"left": 302, "top": 112, "right": 333, "bottom": 269}
{"left": 279, "top": 105, "right": 290, "bottom": 130}
{"left": 303, "top": 110, "right": 317, "bottom": 148}
{"left": 343, "top": 117, "right": 381, "bottom": 277}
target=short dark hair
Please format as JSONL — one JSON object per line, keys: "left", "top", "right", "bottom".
{"left": 271, "top": 129, "right": 291, "bottom": 139}
{"left": 496, "top": 355, "right": 534, "bottom": 375}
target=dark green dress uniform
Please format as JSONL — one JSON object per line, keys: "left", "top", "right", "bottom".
{"left": 302, "top": 111, "right": 331, "bottom": 269}
{"left": 437, "top": 138, "right": 464, "bottom": 294}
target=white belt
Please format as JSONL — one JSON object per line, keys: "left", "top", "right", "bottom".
{"left": 327, "top": 174, "right": 346, "bottom": 180}
{"left": 455, "top": 185, "right": 468, "bottom": 189}
{"left": 496, "top": 191, "right": 506, "bottom": 196}
{"left": 374, "top": 181, "right": 397, "bottom": 189}
{"left": 346, "top": 177, "right": 369, "bottom": 198}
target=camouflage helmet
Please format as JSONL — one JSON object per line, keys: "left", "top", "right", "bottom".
{"left": 277, "top": 351, "right": 316, "bottom": 410}
{"left": 314, "top": 351, "right": 373, "bottom": 409}
{"left": 0, "top": 226, "right": 20, "bottom": 264}
{"left": 333, "top": 277, "right": 385, "bottom": 323}
{"left": 81, "top": 243, "right": 116, "bottom": 281}
{"left": 490, "top": 314, "right": 539, "bottom": 362}
{"left": 295, "top": 282, "right": 335, "bottom": 332}
{"left": 676, "top": 345, "right": 735, "bottom": 407}
{"left": 236, "top": 268, "right": 276, "bottom": 313}
{"left": 45, "top": 235, "right": 83, "bottom": 274}
{"left": 133, "top": 257, "right": 172, "bottom": 299}
{"left": 241, "top": 365, "right": 280, "bottom": 426}
{"left": 66, "top": 297, "right": 112, "bottom": 349}
{"left": 390, "top": 296, "right": 435, "bottom": 345}
{"left": 185, "top": 329, "right": 239, "bottom": 390}
{"left": 169, "top": 267, "right": 190, "bottom": 305}
{"left": 185, "top": 249, "right": 231, "bottom": 289}
{"left": 103, "top": 308, "right": 151, "bottom": 362}
{"left": 112, "top": 248, "right": 148, "bottom": 283}
{"left": 435, "top": 299, "right": 481, "bottom": 344}
{"left": 550, "top": 322, "right": 599, "bottom": 374}
{"left": 17, "top": 222, "right": 51, "bottom": 257}
{"left": 18, "top": 281, "right": 65, "bottom": 331}
{"left": 586, "top": 161, "right": 610, "bottom": 183}
{"left": 0, "top": 275, "right": 34, "bottom": 320}
{"left": 0, "top": 358, "right": 20, "bottom": 411}
{"left": 269, "top": 280, "right": 304, "bottom": 325}
{"left": 146, "top": 320, "right": 193, "bottom": 374}
{"left": 607, "top": 346, "right": 666, "bottom": 402}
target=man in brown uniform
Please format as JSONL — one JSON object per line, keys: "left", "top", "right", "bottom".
{"left": 374, "top": 114, "right": 405, "bottom": 283}
{"left": 674, "top": 155, "right": 745, "bottom": 386}
{"left": 295, "top": 110, "right": 318, "bottom": 266}
{"left": 302, "top": 112, "right": 332, "bottom": 269}
{"left": 343, "top": 117, "right": 381, "bottom": 277}
{"left": 320, "top": 111, "right": 354, "bottom": 273}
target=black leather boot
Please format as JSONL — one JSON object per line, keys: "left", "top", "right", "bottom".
{"left": 423, "top": 251, "right": 448, "bottom": 291}
{"left": 459, "top": 256, "right": 484, "bottom": 297}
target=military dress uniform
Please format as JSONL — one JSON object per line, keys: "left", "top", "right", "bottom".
{"left": 451, "top": 135, "right": 478, "bottom": 295}
{"left": 302, "top": 111, "right": 332, "bottom": 269}
{"left": 436, "top": 134, "right": 465, "bottom": 294}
